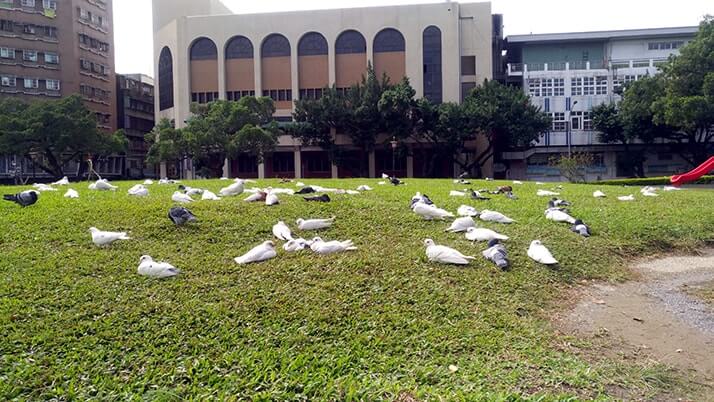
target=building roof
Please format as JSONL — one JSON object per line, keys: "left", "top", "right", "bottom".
{"left": 507, "top": 26, "right": 698, "bottom": 44}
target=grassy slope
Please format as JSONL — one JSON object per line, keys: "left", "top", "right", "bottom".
{"left": 1, "top": 179, "right": 713, "bottom": 400}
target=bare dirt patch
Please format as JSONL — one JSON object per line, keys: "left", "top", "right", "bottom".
{"left": 556, "top": 250, "right": 714, "bottom": 398}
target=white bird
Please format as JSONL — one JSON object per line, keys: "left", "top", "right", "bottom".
{"left": 296, "top": 182, "right": 306, "bottom": 187}
{"left": 219, "top": 179, "right": 245, "bottom": 197}
{"left": 296, "top": 217, "right": 335, "bottom": 231}
{"left": 536, "top": 181, "right": 545, "bottom": 185}
{"left": 93, "top": 179, "right": 117, "bottom": 191}
{"left": 283, "top": 238, "right": 311, "bottom": 252}
{"left": 593, "top": 190, "right": 607, "bottom": 198}
{"left": 201, "top": 190, "right": 221, "bottom": 200}
{"left": 89, "top": 227, "right": 130, "bottom": 246}
{"left": 445, "top": 216, "right": 476, "bottom": 233}
{"left": 345, "top": 190, "right": 360, "bottom": 195}
{"left": 640, "top": 186, "right": 657, "bottom": 194}
{"left": 33, "top": 183, "right": 57, "bottom": 192}
{"left": 449, "top": 190, "right": 467, "bottom": 197}
{"left": 378, "top": 181, "right": 386, "bottom": 185}
{"left": 269, "top": 188, "right": 295, "bottom": 195}
{"left": 52, "top": 176, "right": 69, "bottom": 186}
{"left": 143, "top": 179, "right": 154, "bottom": 185}
{"left": 265, "top": 192, "right": 279, "bottom": 206}
{"left": 272, "top": 221, "right": 293, "bottom": 241}
{"left": 457, "top": 205, "right": 479, "bottom": 217}
{"left": 181, "top": 186, "right": 204, "bottom": 197}
{"left": 137, "top": 255, "right": 179, "bottom": 278}
{"left": 528, "top": 240, "right": 558, "bottom": 265}
{"left": 478, "top": 210, "right": 515, "bottom": 224}
{"left": 381, "top": 173, "right": 390, "bottom": 179}
{"left": 663, "top": 186, "right": 681, "bottom": 192}
{"left": 618, "top": 194, "right": 635, "bottom": 201}
{"left": 642, "top": 189, "right": 659, "bottom": 197}
{"left": 545, "top": 208, "right": 577, "bottom": 224}
{"left": 412, "top": 203, "right": 454, "bottom": 220}
{"left": 310, "top": 237, "right": 357, "bottom": 254}
{"left": 423, "top": 239, "right": 475, "bottom": 265}
{"left": 128, "top": 184, "right": 148, "bottom": 197}
{"left": 158, "top": 178, "right": 179, "bottom": 185}
{"left": 234, "top": 241, "right": 277, "bottom": 264}
{"left": 64, "top": 189, "right": 79, "bottom": 199}
{"left": 172, "top": 191, "right": 193, "bottom": 203}
{"left": 244, "top": 190, "right": 267, "bottom": 202}
{"left": 465, "top": 227, "right": 509, "bottom": 242}
{"left": 512, "top": 180, "right": 523, "bottom": 185}
{"left": 357, "top": 185, "right": 373, "bottom": 191}
{"left": 537, "top": 189, "right": 559, "bottom": 197}
{"left": 219, "top": 177, "right": 230, "bottom": 181}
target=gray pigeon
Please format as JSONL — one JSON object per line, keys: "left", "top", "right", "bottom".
{"left": 168, "top": 206, "right": 197, "bottom": 226}
{"left": 296, "top": 186, "right": 316, "bottom": 195}
{"left": 570, "top": 219, "right": 591, "bottom": 237}
{"left": 482, "top": 239, "right": 509, "bottom": 270}
{"left": 550, "top": 197, "right": 571, "bottom": 207}
{"left": 505, "top": 191, "right": 518, "bottom": 200}
{"left": 304, "top": 194, "right": 331, "bottom": 203}
{"left": 3, "top": 190, "right": 38, "bottom": 207}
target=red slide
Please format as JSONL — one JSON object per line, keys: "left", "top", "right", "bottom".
{"left": 670, "top": 156, "right": 714, "bottom": 186}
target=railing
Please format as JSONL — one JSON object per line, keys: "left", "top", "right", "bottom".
{"left": 507, "top": 58, "right": 667, "bottom": 76}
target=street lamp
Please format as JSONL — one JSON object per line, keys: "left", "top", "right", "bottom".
{"left": 567, "top": 100, "right": 579, "bottom": 156}
{"left": 390, "top": 136, "right": 398, "bottom": 173}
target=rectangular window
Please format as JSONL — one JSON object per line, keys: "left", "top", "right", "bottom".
{"left": 595, "top": 76, "right": 608, "bottom": 95}
{"left": 553, "top": 78, "right": 565, "bottom": 96}
{"left": 582, "top": 77, "right": 595, "bottom": 95}
{"left": 44, "top": 52, "right": 58, "bottom": 64}
{"left": 0, "top": 47, "right": 15, "bottom": 59}
{"left": 44, "top": 26, "right": 57, "bottom": 37}
{"left": 551, "top": 112, "right": 566, "bottom": 131}
{"left": 571, "top": 77, "right": 582, "bottom": 96}
{"left": 461, "top": 56, "right": 476, "bottom": 76}
{"left": 24, "top": 78, "right": 38, "bottom": 89}
{"left": 42, "top": 0, "right": 56, "bottom": 9}
{"left": 1, "top": 75, "right": 16, "bottom": 87}
{"left": 21, "top": 0, "right": 35, "bottom": 7}
{"left": 45, "top": 79, "right": 59, "bottom": 90}
{"left": 79, "top": 8, "right": 90, "bottom": 20}
{"left": 542, "top": 78, "right": 554, "bottom": 97}
{"left": 23, "top": 24, "right": 35, "bottom": 34}
{"left": 528, "top": 79, "right": 541, "bottom": 97}
{"left": 0, "top": 19, "right": 13, "bottom": 32}
{"left": 460, "top": 82, "right": 476, "bottom": 102}
{"left": 23, "top": 50, "right": 37, "bottom": 62}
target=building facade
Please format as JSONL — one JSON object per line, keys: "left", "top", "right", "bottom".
{"left": 503, "top": 27, "right": 698, "bottom": 181}
{"left": 0, "top": 0, "right": 120, "bottom": 179}
{"left": 116, "top": 73, "right": 155, "bottom": 178}
{"left": 153, "top": 0, "right": 498, "bottom": 179}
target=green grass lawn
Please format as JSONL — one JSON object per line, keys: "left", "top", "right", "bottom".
{"left": 1, "top": 178, "right": 713, "bottom": 400}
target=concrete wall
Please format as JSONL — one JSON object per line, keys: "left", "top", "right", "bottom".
{"left": 522, "top": 42, "right": 605, "bottom": 64}
{"left": 608, "top": 37, "right": 688, "bottom": 61}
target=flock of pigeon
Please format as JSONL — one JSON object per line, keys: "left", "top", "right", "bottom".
{"left": 2, "top": 173, "right": 683, "bottom": 277}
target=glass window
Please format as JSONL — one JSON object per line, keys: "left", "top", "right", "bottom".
{"left": 335, "top": 30, "right": 366, "bottom": 54}
{"left": 0, "top": 47, "right": 15, "bottom": 59}
{"left": 422, "top": 26, "right": 442, "bottom": 104}
{"left": 0, "top": 19, "right": 13, "bottom": 32}
{"left": 24, "top": 78, "right": 38, "bottom": 89}
{"left": 23, "top": 24, "right": 35, "bottom": 34}
{"left": 42, "top": 0, "right": 56, "bottom": 9}
{"left": 298, "top": 32, "right": 328, "bottom": 56}
{"left": 595, "top": 76, "right": 608, "bottom": 95}
{"left": 190, "top": 37, "right": 218, "bottom": 60}
{"left": 21, "top": 0, "right": 35, "bottom": 7}
{"left": 374, "top": 28, "right": 405, "bottom": 53}
{"left": 45, "top": 79, "right": 60, "bottom": 90}
{"left": 23, "top": 50, "right": 38, "bottom": 62}
{"left": 528, "top": 79, "right": 541, "bottom": 97}
{"left": 261, "top": 34, "right": 290, "bottom": 58}
{"left": 225, "top": 36, "right": 253, "bottom": 59}
{"left": 554, "top": 78, "right": 565, "bottom": 96}
{"left": 1, "top": 75, "right": 16, "bottom": 87}
{"left": 551, "top": 112, "right": 566, "bottom": 131}
{"left": 158, "top": 47, "right": 174, "bottom": 110}
{"left": 44, "top": 52, "right": 58, "bottom": 64}
{"left": 461, "top": 56, "right": 476, "bottom": 76}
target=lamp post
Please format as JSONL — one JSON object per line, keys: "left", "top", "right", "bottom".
{"left": 390, "top": 136, "right": 398, "bottom": 174}
{"left": 567, "top": 100, "right": 579, "bottom": 156}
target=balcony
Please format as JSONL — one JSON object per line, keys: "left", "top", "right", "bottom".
{"left": 535, "top": 131, "right": 607, "bottom": 147}
{"left": 507, "top": 59, "right": 663, "bottom": 76}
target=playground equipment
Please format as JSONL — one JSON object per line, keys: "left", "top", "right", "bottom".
{"left": 670, "top": 156, "right": 714, "bottom": 186}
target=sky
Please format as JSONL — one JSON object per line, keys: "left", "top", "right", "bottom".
{"left": 113, "top": 0, "right": 711, "bottom": 76}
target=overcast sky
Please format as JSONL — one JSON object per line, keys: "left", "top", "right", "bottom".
{"left": 114, "top": 0, "right": 711, "bottom": 76}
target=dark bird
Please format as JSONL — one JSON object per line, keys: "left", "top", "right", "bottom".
{"left": 497, "top": 186, "right": 513, "bottom": 194}
{"left": 482, "top": 239, "right": 509, "bottom": 270}
{"left": 3, "top": 190, "right": 38, "bottom": 207}
{"left": 304, "top": 194, "right": 331, "bottom": 203}
{"left": 295, "top": 186, "right": 316, "bottom": 195}
{"left": 505, "top": 191, "right": 518, "bottom": 200}
{"left": 550, "top": 197, "right": 571, "bottom": 207}
{"left": 458, "top": 172, "right": 470, "bottom": 179}
{"left": 570, "top": 219, "right": 591, "bottom": 237}
{"left": 390, "top": 176, "right": 403, "bottom": 186}
{"left": 410, "top": 192, "right": 434, "bottom": 208}
{"left": 470, "top": 190, "right": 491, "bottom": 201}
{"left": 168, "top": 206, "right": 198, "bottom": 226}
{"left": 457, "top": 179, "right": 471, "bottom": 185}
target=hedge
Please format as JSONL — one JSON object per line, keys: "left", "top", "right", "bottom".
{"left": 592, "top": 175, "right": 714, "bottom": 186}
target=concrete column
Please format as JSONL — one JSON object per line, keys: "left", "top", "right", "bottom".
{"left": 293, "top": 148, "right": 302, "bottom": 179}
{"left": 327, "top": 40, "right": 336, "bottom": 86}
{"left": 254, "top": 47, "right": 262, "bottom": 97}
{"left": 160, "top": 162, "right": 167, "bottom": 178}
{"left": 217, "top": 44, "right": 226, "bottom": 100}
{"left": 291, "top": 41, "right": 299, "bottom": 106}
{"left": 258, "top": 162, "right": 265, "bottom": 179}
{"left": 406, "top": 153, "right": 414, "bottom": 178}
{"left": 331, "top": 163, "right": 338, "bottom": 179}
{"left": 366, "top": 33, "right": 374, "bottom": 66}
{"left": 454, "top": 162, "right": 461, "bottom": 179}
{"left": 222, "top": 158, "right": 230, "bottom": 178}
{"left": 368, "top": 151, "right": 376, "bottom": 178}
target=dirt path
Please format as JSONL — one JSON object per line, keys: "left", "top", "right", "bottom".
{"left": 557, "top": 250, "right": 714, "bottom": 397}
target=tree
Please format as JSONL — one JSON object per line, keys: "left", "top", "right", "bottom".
{"left": 549, "top": 153, "right": 595, "bottom": 183}
{"left": 652, "top": 16, "right": 714, "bottom": 166}
{"left": 462, "top": 80, "right": 551, "bottom": 177}
{"left": 145, "top": 118, "right": 185, "bottom": 165}
{"left": 0, "top": 95, "right": 126, "bottom": 178}
{"left": 378, "top": 77, "right": 417, "bottom": 142}
{"left": 591, "top": 102, "right": 648, "bottom": 177}
{"left": 290, "top": 86, "right": 349, "bottom": 156}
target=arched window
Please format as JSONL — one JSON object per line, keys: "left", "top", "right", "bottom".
{"left": 298, "top": 32, "right": 328, "bottom": 56}
{"left": 190, "top": 37, "right": 217, "bottom": 60}
{"left": 423, "top": 26, "right": 442, "bottom": 103}
{"left": 374, "top": 28, "right": 405, "bottom": 53}
{"left": 158, "top": 46, "right": 174, "bottom": 110}
{"left": 261, "top": 34, "right": 290, "bottom": 58}
{"left": 335, "top": 30, "right": 366, "bottom": 54}
{"left": 225, "top": 36, "right": 254, "bottom": 59}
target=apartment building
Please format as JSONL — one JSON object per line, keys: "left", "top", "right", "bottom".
{"left": 503, "top": 26, "right": 698, "bottom": 181}
{"left": 153, "top": 0, "right": 499, "bottom": 179}
{"left": 117, "top": 73, "right": 155, "bottom": 178}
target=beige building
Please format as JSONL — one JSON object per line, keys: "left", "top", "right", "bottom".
{"left": 152, "top": 0, "right": 496, "bottom": 179}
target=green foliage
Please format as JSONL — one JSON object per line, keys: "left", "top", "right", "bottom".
{"left": 594, "top": 175, "right": 714, "bottom": 186}
{"left": 290, "top": 86, "right": 349, "bottom": 154}
{"left": 377, "top": 77, "right": 417, "bottom": 141}
{"left": 0, "top": 95, "right": 126, "bottom": 178}
{"left": 145, "top": 118, "right": 185, "bottom": 165}
{"left": 549, "top": 153, "right": 596, "bottom": 183}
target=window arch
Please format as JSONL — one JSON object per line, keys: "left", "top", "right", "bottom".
{"left": 374, "top": 28, "right": 405, "bottom": 53}
{"left": 261, "top": 34, "right": 290, "bottom": 58}
{"left": 190, "top": 37, "right": 217, "bottom": 60}
{"left": 298, "top": 32, "right": 328, "bottom": 56}
{"left": 423, "top": 26, "right": 442, "bottom": 103}
{"left": 336, "top": 30, "right": 366, "bottom": 54}
{"left": 225, "top": 36, "right": 253, "bottom": 59}
{"left": 158, "top": 46, "right": 174, "bottom": 110}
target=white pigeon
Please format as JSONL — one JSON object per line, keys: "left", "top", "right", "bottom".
{"left": 449, "top": 190, "right": 467, "bottom": 197}
{"left": 128, "top": 184, "right": 149, "bottom": 197}
{"left": 412, "top": 203, "right": 454, "bottom": 220}
{"left": 52, "top": 176, "right": 69, "bottom": 186}
{"left": 64, "top": 189, "right": 79, "bottom": 199}
{"left": 465, "top": 227, "right": 509, "bottom": 242}
{"left": 296, "top": 217, "right": 335, "bottom": 231}
{"left": 33, "top": 183, "right": 57, "bottom": 192}
{"left": 445, "top": 216, "right": 476, "bottom": 233}
{"left": 296, "top": 182, "right": 306, "bottom": 187}
{"left": 137, "top": 255, "right": 179, "bottom": 278}
{"left": 479, "top": 210, "right": 515, "bottom": 224}
{"left": 143, "top": 179, "right": 154, "bottom": 185}
{"left": 244, "top": 191, "right": 267, "bottom": 202}
{"left": 357, "top": 185, "right": 373, "bottom": 191}
{"left": 423, "top": 239, "right": 475, "bottom": 265}
{"left": 89, "top": 227, "right": 130, "bottom": 246}
{"left": 172, "top": 191, "right": 193, "bottom": 203}
{"left": 378, "top": 181, "right": 387, "bottom": 185}
{"left": 536, "top": 182, "right": 545, "bottom": 185}
{"left": 310, "top": 237, "right": 357, "bottom": 254}
{"left": 642, "top": 189, "right": 659, "bottom": 197}
{"left": 182, "top": 186, "right": 204, "bottom": 197}
{"left": 593, "top": 190, "right": 607, "bottom": 198}
{"left": 663, "top": 186, "right": 681, "bottom": 192}
{"left": 512, "top": 180, "right": 523, "bottom": 185}
{"left": 381, "top": 173, "right": 390, "bottom": 179}
{"left": 618, "top": 194, "right": 635, "bottom": 201}
{"left": 457, "top": 205, "right": 479, "bottom": 217}
{"left": 234, "top": 241, "right": 277, "bottom": 264}
{"left": 345, "top": 190, "right": 360, "bottom": 195}
{"left": 93, "top": 179, "right": 117, "bottom": 191}
{"left": 272, "top": 221, "right": 293, "bottom": 241}
{"left": 283, "top": 238, "right": 311, "bottom": 252}
{"left": 640, "top": 186, "right": 657, "bottom": 194}
{"left": 219, "top": 179, "right": 245, "bottom": 197}
{"left": 537, "top": 189, "right": 559, "bottom": 197}
{"left": 219, "top": 177, "right": 230, "bottom": 181}
{"left": 545, "top": 208, "right": 576, "bottom": 224}
{"left": 201, "top": 190, "right": 221, "bottom": 200}
{"left": 528, "top": 240, "right": 558, "bottom": 265}
{"left": 265, "top": 192, "right": 280, "bottom": 206}
{"left": 269, "top": 188, "right": 295, "bottom": 195}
